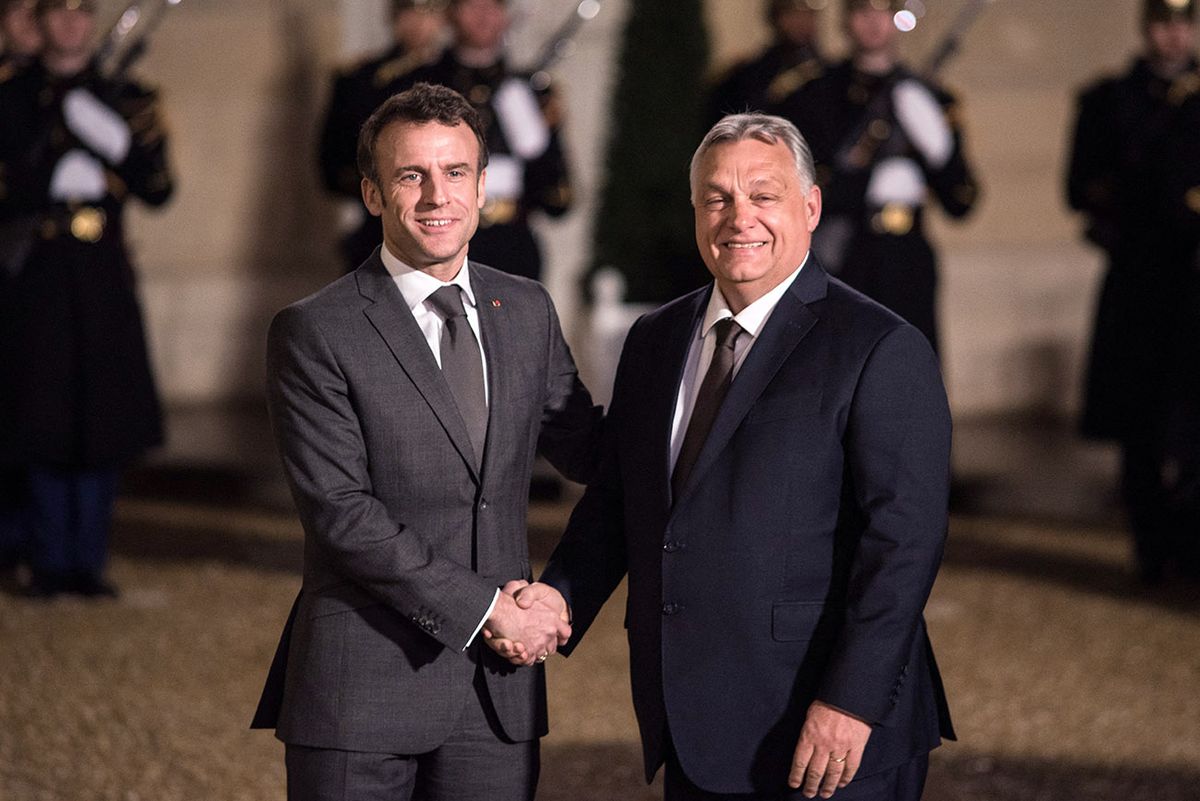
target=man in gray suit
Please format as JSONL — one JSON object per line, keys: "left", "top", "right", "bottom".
{"left": 251, "top": 82, "right": 601, "bottom": 801}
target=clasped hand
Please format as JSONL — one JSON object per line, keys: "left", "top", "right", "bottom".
{"left": 482, "top": 581, "right": 570, "bottom": 667}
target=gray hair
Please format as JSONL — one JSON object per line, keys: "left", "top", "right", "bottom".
{"left": 689, "top": 113, "right": 816, "bottom": 202}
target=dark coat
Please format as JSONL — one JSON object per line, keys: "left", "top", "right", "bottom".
{"left": 251, "top": 255, "right": 601, "bottom": 750}
{"left": 1066, "top": 57, "right": 1200, "bottom": 443}
{"left": 542, "top": 261, "right": 954, "bottom": 794}
{"left": 0, "top": 61, "right": 173, "bottom": 468}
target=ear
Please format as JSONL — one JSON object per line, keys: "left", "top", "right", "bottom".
{"left": 805, "top": 184, "right": 822, "bottom": 232}
{"left": 361, "top": 177, "right": 384, "bottom": 216}
{"left": 476, "top": 167, "right": 487, "bottom": 210}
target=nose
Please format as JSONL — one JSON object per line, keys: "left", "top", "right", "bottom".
{"left": 728, "top": 196, "right": 756, "bottom": 231}
{"left": 421, "top": 174, "right": 448, "bottom": 207}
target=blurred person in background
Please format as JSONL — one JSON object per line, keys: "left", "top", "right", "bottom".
{"left": 415, "top": 0, "right": 572, "bottom": 282}
{"left": 775, "top": 0, "right": 978, "bottom": 354}
{"left": 0, "top": 0, "right": 173, "bottom": 599}
{"left": 0, "top": 0, "right": 40, "bottom": 74}
{"left": 1067, "top": 0, "right": 1200, "bottom": 585}
{"left": 0, "top": 0, "right": 41, "bottom": 585}
{"left": 318, "top": 0, "right": 448, "bottom": 273}
{"left": 708, "top": 0, "right": 825, "bottom": 124}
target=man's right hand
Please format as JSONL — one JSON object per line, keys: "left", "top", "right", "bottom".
{"left": 482, "top": 582, "right": 571, "bottom": 667}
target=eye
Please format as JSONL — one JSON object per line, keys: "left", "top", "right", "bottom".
{"left": 752, "top": 193, "right": 780, "bottom": 204}
{"left": 447, "top": 169, "right": 468, "bottom": 180}
{"left": 704, "top": 196, "right": 728, "bottom": 210}
{"left": 398, "top": 171, "right": 422, "bottom": 184}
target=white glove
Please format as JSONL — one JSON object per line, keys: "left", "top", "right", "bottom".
{"left": 892, "top": 79, "right": 952, "bottom": 169}
{"left": 493, "top": 78, "right": 550, "bottom": 161}
{"left": 49, "top": 149, "right": 108, "bottom": 202}
{"left": 63, "top": 88, "right": 132, "bottom": 165}
{"left": 483, "top": 154, "right": 523, "bottom": 201}
{"left": 865, "top": 157, "right": 926, "bottom": 206}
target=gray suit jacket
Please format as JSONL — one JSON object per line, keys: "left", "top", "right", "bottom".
{"left": 251, "top": 252, "right": 600, "bottom": 752}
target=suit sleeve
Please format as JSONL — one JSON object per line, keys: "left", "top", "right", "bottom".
{"left": 535, "top": 284, "right": 603, "bottom": 484}
{"left": 817, "top": 324, "right": 952, "bottom": 723}
{"left": 538, "top": 315, "right": 646, "bottom": 651}
{"left": 267, "top": 305, "right": 497, "bottom": 652}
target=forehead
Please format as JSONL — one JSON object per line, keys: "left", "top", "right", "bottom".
{"left": 377, "top": 120, "right": 479, "bottom": 164}
{"left": 699, "top": 138, "right": 796, "bottom": 184}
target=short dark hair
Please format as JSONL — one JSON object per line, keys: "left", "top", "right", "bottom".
{"left": 356, "top": 82, "right": 489, "bottom": 189}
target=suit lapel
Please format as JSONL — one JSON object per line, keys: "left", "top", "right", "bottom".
{"left": 671, "top": 265, "right": 828, "bottom": 509}
{"left": 358, "top": 253, "right": 481, "bottom": 483}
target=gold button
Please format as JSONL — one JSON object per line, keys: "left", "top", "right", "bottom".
{"left": 70, "top": 207, "right": 106, "bottom": 243}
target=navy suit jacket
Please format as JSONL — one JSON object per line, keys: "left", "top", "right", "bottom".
{"left": 542, "top": 260, "right": 954, "bottom": 794}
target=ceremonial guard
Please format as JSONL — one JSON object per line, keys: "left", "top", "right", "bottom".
{"left": 415, "top": 0, "right": 572, "bottom": 282}
{"left": 708, "top": 0, "right": 824, "bottom": 123}
{"left": 1066, "top": 0, "right": 1200, "bottom": 583}
{"left": 0, "top": 0, "right": 173, "bottom": 598}
{"left": 776, "top": 0, "right": 978, "bottom": 352}
{"left": 317, "top": 0, "right": 446, "bottom": 272}
{"left": 0, "top": 0, "right": 39, "bottom": 75}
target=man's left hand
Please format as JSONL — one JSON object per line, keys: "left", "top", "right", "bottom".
{"left": 788, "top": 700, "right": 872, "bottom": 799}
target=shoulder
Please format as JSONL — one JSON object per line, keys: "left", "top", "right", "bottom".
{"left": 821, "top": 276, "right": 916, "bottom": 350}
{"left": 470, "top": 260, "right": 553, "bottom": 310}
{"left": 272, "top": 272, "right": 363, "bottom": 331}
{"left": 629, "top": 285, "right": 708, "bottom": 341}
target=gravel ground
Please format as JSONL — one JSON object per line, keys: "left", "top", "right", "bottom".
{"left": 1, "top": 499, "right": 1197, "bottom": 801}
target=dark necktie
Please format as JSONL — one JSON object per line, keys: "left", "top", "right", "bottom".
{"left": 427, "top": 285, "right": 488, "bottom": 464}
{"left": 672, "top": 317, "right": 742, "bottom": 500}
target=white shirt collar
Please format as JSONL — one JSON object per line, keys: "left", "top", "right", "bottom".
{"left": 699, "top": 252, "right": 809, "bottom": 340}
{"left": 379, "top": 244, "right": 477, "bottom": 311}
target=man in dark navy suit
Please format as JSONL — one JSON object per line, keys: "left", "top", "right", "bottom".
{"left": 496, "top": 113, "right": 954, "bottom": 800}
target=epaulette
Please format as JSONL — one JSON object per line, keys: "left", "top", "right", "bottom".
{"left": 1169, "top": 68, "right": 1200, "bottom": 105}
{"left": 374, "top": 51, "right": 423, "bottom": 88}
{"left": 766, "top": 59, "right": 823, "bottom": 104}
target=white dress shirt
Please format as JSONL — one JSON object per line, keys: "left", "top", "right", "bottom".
{"left": 669, "top": 254, "right": 809, "bottom": 472}
{"left": 380, "top": 244, "right": 498, "bottom": 647}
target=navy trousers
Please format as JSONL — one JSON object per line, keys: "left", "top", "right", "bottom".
{"left": 26, "top": 465, "right": 119, "bottom": 582}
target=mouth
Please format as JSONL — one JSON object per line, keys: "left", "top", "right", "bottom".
{"left": 722, "top": 241, "right": 767, "bottom": 251}
{"left": 418, "top": 219, "right": 456, "bottom": 230}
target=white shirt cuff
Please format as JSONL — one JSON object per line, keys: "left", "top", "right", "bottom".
{"left": 464, "top": 588, "right": 501, "bottom": 651}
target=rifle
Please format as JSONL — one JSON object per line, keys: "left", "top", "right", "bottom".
{"left": 526, "top": 0, "right": 603, "bottom": 91}
{"left": 814, "top": 0, "right": 990, "bottom": 272}
{"left": 96, "top": 0, "right": 184, "bottom": 84}
{"left": 836, "top": 0, "right": 991, "bottom": 172}
{"left": 0, "top": 0, "right": 182, "bottom": 278}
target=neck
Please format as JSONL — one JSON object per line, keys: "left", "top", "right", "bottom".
{"left": 1149, "top": 54, "right": 1191, "bottom": 79}
{"left": 716, "top": 282, "right": 762, "bottom": 315}
{"left": 43, "top": 49, "right": 89, "bottom": 77}
{"left": 454, "top": 44, "right": 501, "bottom": 69}
{"left": 854, "top": 49, "right": 896, "bottom": 75}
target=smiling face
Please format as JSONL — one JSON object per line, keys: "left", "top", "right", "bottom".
{"left": 361, "top": 120, "right": 486, "bottom": 281}
{"left": 39, "top": 4, "right": 92, "bottom": 60}
{"left": 693, "top": 137, "right": 821, "bottom": 312}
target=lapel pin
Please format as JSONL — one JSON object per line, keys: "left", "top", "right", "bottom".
{"left": 491, "top": 299, "right": 502, "bottom": 308}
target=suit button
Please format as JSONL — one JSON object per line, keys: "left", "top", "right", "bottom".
{"left": 480, "top": 499, "right": 489, "bottom": 509}
{"left": 663, "top": 540, "right": 682, "bottom": 553}
{"left": 662, "top": 603, "right": 682, "bottom": 616}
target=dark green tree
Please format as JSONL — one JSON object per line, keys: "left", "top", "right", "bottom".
{"left": 589, "top": 0, "right": 711, "bottom": 303}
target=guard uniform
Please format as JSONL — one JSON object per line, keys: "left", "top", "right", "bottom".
{"left": 1066, "top": 2, "right": 1200, "bottom": 581}
{"left": 0, "top": 57, "right": 173, "bottom": 594}
{"left": 318, "top": 44, "right": 429, "bottom": 272}
{"left": 708, "top": 0, "right": 824, "bottom": 122}
{"left": 414, "top": 49, "right": 572, "bottom": 281}
{"left": 776, "top": 58, "right": 978, "bottom": 352}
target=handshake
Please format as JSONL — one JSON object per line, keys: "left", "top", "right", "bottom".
{"left": 482, "top": 581, "right": 571, "bottom": 667}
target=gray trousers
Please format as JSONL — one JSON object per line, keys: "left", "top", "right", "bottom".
{"left": 285, "top": 667, "right": 539, "bottom": 801}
